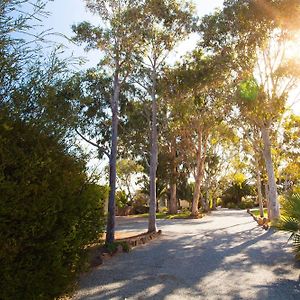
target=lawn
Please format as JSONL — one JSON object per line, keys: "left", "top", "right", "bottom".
{"left": 131, "top": 211, "right": 192, "bottom": 219}
{"left": 250, "top": 208, "right": 268, "bottom": 217}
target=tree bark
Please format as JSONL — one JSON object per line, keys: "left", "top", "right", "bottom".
{"left": 254, "top": 155, "right": 264, "bottom": 218}
{"left": 261, "top": 125, "right": 280, "bottom": 220}
{"left": 169, "top": 137, "right": 177, "bottom": 214}
{"left": 105, "top": 73, "right": 120, "bottom": 245}
{"left": 148, "top": 69, "right": 158, "bottom": 233}
{"left": 192, "top": 128, "right": 207, "bottom": 217}
{"left": 169, "top": 183, "right": 177, "bottom": 214}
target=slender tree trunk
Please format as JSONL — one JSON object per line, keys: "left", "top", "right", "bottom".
{"left": 264, "top": 182, "right": 271, "bottom": 218}
{"left": 148, "top": 69, "right": 158, "bottom": 233}
{"left": 204, "top": 176, "right": 211, "bottom": 212}
{"left": 212, "top": 197, "right": 217, "bottom": 210}
{"left": 192, "top": 128, "right": 207, "bottom": 217}
{"left": 169, "top": 137, "right": 177, "bottom": 214}
{"left": 169, "top": 183, "right": 177, "bottom": 214}
{"left": 106, "top": 73, "right": 120, "bottom": 245}
{"left": 254, "top": 155, "right": 264, "bottom": 218}
{"left": 261, "top": 125, "right": 280, "bottom": 220}
{"left": 200, "top": 196, "right": 208, "bottom": 212}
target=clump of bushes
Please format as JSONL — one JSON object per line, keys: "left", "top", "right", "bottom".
{"left": 132, "top": 191, "right": 149, "bottom": 214}
{"left": 239, "top": 196, "right": 256, "bottom": 209}
{"left": 221, "top": 174, "right": 255, "bottom": 207}
{"left": 105, "top": 241, "right": 131, "bottom": 254}
{"left": 273, "top": 193, "right": 300, "bottom": 260}
{"left": 0, "top": 118, "right": 106, "bottom": 299}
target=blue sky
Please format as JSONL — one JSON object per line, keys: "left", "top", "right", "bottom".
{"left": 39, "top": 0, "right": 299, "bottom": 114}
{"left": 42, "top": 0, "right": 224, "bottom": 68}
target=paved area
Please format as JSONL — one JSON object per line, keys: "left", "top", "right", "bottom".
{"left": 73, "top": 210, "right": 300, "bottom": 300}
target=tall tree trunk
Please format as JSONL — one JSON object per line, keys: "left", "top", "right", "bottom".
{"left": 254, "top": 155, "right": 264, "bottom": 218}
{"left": 192, "top": 128, "right": 207, "bottom": 217}
{"left": 261, "top": 125, "right": 280, "bottom": 220}
{"left": 264, "top": 182, "right": 271, "bottom": 218}
{"left": 106, "top": 74, "right": 120, "bottom": 245}
{"left": 212, "top": 197, "right": 217, "bottom": 210}
{"left": 169, "top": 183, "right": 177, "bottom": 214}
{"left": 200, "top": 196, "right": 208, "bottom": 212}
{"left": 169, "top": 137, "right": 177, "bottom": 214}
{"left": 148, "top": 69, "right": 158, "bottom": 233}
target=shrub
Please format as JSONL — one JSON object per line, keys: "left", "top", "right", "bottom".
{"left": 105, "top": 241, "right": 131, "bottom": 254}
{"left": 238, "top": 196, "right": 256, "bottom": 209}
{"left": 273, "top": 193, "right": 300, "bottom": 260}
{"left": 132, "top": 191, "right": 149, "bottom": 214}
{"left": 0, "top": 118, "right": 105, "bottom": 299}
{"left": 222, "top": 178, "right": 255, "bottom": 206}
{"left": 116, "top": 190, "right": 129, "bottom": 208}
{"left": 226, "top": 202, "right": 239, "bottom": 209}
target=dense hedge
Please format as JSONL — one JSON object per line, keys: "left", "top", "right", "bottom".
{"left": 0, "top": 118, "right": 106, "bottom": 299}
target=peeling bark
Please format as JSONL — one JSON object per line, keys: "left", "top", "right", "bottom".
{"left": 254, "top": 155, "right": 264, "bottom": 218}
{"left": 191, "top": 128, "right": 208, "bottom": 217}
{"left": 261, "top": 125, "right": 280, "bottom": 220}
{"left": 148, "top": 69, "right": 158, "bottom": 233}
{"left": 169, "top": 137, "right": 177, "bottom": 214}
{"left": 106, "top": 73, "right": 120, "bottom": 245}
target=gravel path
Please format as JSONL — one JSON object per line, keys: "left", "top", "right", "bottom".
{"left": 73, "top": 209, "right": 300, "bottom": 300}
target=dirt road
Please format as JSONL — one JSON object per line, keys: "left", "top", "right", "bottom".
{"left": 73, "top": 209, "right": 300, "bottom": 299}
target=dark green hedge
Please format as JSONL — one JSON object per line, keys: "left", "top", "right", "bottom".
{"left": 0, "top": 117, "right": 106, "bottom": 299}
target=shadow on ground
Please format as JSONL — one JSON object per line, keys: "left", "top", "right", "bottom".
{"left": 74, "top": 210, "right": 300, "bottom": 300}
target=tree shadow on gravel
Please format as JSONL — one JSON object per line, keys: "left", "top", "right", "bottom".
{"left": 74, "top": 216, "right": 299, "bottom": 300}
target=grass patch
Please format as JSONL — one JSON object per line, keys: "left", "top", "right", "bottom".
{"left": 131, "top": 211, "right": 191, "bottom": 219}
{"left": 250, "top": 208, "right": 268, "bottom": 217}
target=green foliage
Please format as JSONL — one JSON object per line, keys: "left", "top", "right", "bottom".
{"left": 105, "top": 241, "right": 131, "bottom": 254}
{"left": 0, "top": 117, "right": 105, "bottom": 299}
{"left": 116, "top": 190, "right": 128, "bottom": 208}
{"left": 105, "top": 242, "right": 119, "bottom": 254}
{"left": 238, "top": 78, "right": 259, "bottom": 102}
{"left": 119, "top": 241, "right": 131, "bottom": 253}
{"left": 273, "top": 193, "right": 300, "bottom": 259}
{"left": 238, "top": 197, "right": 256, "bottom": 209}
{"left": 251, "top": 208, "right": 268, "bottom": 218}
{"left": 132, "top": 191, "right": 149, "bottom": 214}
{"left": 221, "top": 175, "right": 255, "bottom": 206}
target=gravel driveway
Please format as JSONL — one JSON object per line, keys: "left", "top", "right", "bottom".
{"left": 73, "top": 209, "right": 300, "bottom": 300}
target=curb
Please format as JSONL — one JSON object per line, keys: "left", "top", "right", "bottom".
{"left": 247, "top": 209, "right": 269, "bottom": 230}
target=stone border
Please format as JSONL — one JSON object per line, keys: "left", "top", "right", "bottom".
{"left": 247, "top": 209, "right": 269, "bottom": 230}
{"left": 117, "top": 230, "right": 162, "bottom": 247}
{"left": 90, "top": 230, "right": 162, "bottom": 267}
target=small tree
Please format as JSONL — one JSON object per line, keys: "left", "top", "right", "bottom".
{"left": 134, "top": 0, "right": 195, "bottom": 231}
{"left": 73, "top": 0, "right": 142, "bottom": 244}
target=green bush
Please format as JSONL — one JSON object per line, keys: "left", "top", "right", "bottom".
{"left": 116, "top": 190, "right": 129, "bottom": 208}
{"left": 0, "top": 118, "right": 105, "bottom": 299}
{"left": 222, "top": 178, "right": 254, "bottom": 206}
{"left": 105, "top": 241, "right": 131, "bottom": 254}
{"left": 238, "top": 197, "right": 256, "bottom": 209}
{"left": 132, "top": 191, "right": 149, "bottom": 214}
{"left": 273, "top": 193, "right": 300, "bottom": 260}
{"left": 226, "top": 202, "right": 239, "bottom": 209}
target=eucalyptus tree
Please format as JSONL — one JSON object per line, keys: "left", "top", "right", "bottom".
{"left": 200, "top": 0, "right": 300, "bottom": 220}
{"left": 135, "top": 0, "right": 196, "bottom": 231}
{"left": 162, "top": 51, "right": 232, "bottom": 217}
{"left": 280, "top": 114, "right": 300, "bottom": 191}
{"left": 72, "top": 0, "right": 142, "bottom": 244}
{"left": 239, "top": 123, "right": 266, "bottom": 217}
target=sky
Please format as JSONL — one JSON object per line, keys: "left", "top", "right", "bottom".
{"left": 42, "top": 0, "right": 224, "bottom": 68}
{"left": 33, "top": 0, "right": 299, "bottom": 177}
{"left": 38, "top": 0, "right": 224, "bottom": 174}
